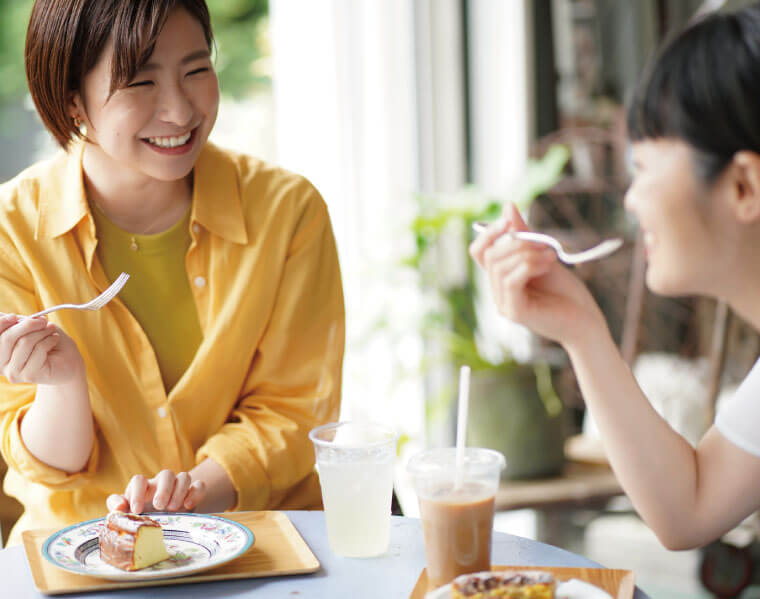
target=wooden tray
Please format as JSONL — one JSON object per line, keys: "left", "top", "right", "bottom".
{"left": 410, "top": 565, "right": 635, "bottom": 599}
{"left": 22, "top": 511, "right": 320, "bottom": 595}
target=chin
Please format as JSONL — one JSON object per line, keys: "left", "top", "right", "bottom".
{"left": 645, "top": 270, "right": 689, "bottom": 297}
{"left": 136, "top": 149, "right": 200, "bottom": 181}
{"left": 143, "top": 164, "right": 196, "bottom": 182}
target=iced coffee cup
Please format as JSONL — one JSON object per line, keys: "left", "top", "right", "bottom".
{"left": 407, "top": 447, "right": 505, "bottom": 590}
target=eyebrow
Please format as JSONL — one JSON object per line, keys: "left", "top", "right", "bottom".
{"left": 138, "top": 49, "right": 211, "bottom": 72}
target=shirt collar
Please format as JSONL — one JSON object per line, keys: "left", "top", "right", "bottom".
{"left": 36, "top": 142, "right": 89, "bottom": 241}
{"left": 191, "top": 142, "right": 248, "bottom": 245}
{"left": 35, "top": 141, "right": 249, "bottom": 245}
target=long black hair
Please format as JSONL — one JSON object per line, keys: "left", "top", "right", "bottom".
{"left": 627, "top": 3, "right": 760, "bottom": 182}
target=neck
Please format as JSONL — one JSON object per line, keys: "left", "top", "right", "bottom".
{"left": 723, "top": 284, "right": 760, "bottom": 334}
{"left": 711, "top": 231, "right": 760, "bottom": 332}
{"left": 82, "top": 143, "right": 192, "bottom": 235}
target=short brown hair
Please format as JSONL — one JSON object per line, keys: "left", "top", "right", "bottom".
{"left": 25, "top": 0, "right": 214, "bottom": 149}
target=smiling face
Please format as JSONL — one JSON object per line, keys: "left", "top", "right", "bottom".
{"left": 72, "top": 6, "right": 219, "bottom": 183}
{"left": 624, "top": 138, "right": 726, "bottom": 296}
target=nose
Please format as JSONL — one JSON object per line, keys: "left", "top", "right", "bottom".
{"left": 157, "top": 83, "right": 194, "bottom": 128}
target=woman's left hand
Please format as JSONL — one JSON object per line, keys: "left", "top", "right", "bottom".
{"left": 106, "top": 469, "right": 206, "bottom": 514}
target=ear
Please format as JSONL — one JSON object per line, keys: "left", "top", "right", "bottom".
{"left": 67, "top": 91, "right": 85, "bottom": 123}
{"left": 728, "top": 151, "right": 760, "bottom": 224}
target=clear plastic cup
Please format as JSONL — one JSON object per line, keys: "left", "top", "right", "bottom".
{"left": 309, "top": 421, "right": 398, "bottom": 558}
{"left": 407, "top": 447, "right": 506, "bottom": 589}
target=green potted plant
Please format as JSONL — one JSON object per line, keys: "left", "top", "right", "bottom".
{"left": 406, "top": 145, "right": 571, "bottom": 480}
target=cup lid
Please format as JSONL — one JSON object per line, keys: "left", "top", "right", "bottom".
{"left": 309, "top": 421, "right": 397, "bottom": 449}
{"left": 406, "top": 447, "right": 506, "bottom": 476}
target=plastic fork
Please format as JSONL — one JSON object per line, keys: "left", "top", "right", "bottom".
{"left": 471, "top": 222, "right": 623, "bottom": 265}
{"left": 26, "top": 273, "right": 130, "bottom": 318}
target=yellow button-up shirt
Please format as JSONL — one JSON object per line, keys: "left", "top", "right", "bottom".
{"left": 0, "top": 142, "right": 344, "bottom": 546}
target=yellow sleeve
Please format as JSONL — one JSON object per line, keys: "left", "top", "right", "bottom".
{"left": 196, "top": 188, "right": 345, "bottom": 510}
{"left": 0, "top": 229, "right": 100, "bottom": 489}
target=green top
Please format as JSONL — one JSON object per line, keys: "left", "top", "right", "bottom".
{"left": 91, "top": 202, "right": 203, "bottom": 391}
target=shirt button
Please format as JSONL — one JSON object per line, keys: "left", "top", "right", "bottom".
{"left": 192, "top": 223, "right": 201, "bottom": 234}
{"left": 194, "top": 276, "right": 206, "bottom": 288}
{"left": 157, "top": 406, "right": 167, "bottom": 418}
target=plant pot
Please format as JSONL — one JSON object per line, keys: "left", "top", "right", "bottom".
{"left": 466, "top": 366, "right": 565, "bottom": 480}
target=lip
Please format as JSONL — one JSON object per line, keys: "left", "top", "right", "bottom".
{"left": 140, "top": 127, "right": 199, "bottom": 156}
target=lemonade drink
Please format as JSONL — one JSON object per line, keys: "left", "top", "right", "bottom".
{"left": 318, "top": 459, "right": 394, "bottom": 557}
{"left": 310, "top": 422, "right": 397, "bottom": 558}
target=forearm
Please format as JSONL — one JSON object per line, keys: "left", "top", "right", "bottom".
{"left": 189, "top": 458, "right": 237, "bottom": 513}
{"left": 565, "top": 325, "right": 700, "bottom": 548}
{"left": 19, "top": 359, "right": 94, "bottom": 473}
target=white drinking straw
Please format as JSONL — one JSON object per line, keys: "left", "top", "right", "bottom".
{"left": 454, "top": 365, "right": 471, "bottom": 491}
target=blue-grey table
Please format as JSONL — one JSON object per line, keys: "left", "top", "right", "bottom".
{"left": 1, "top": 511, "right": 650, "bottom": 598}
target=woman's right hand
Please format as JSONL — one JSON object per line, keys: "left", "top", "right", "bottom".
{"left": 469, "top": 203, "right": 607, "bottom": 349}
{"left": 106, "top": 470, "right": 207, "bottom": 514}
{"left": 0, "top": 313, "right": 85, "bottom": 385}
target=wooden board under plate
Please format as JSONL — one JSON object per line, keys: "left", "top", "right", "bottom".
{"left": 22, "top": 510, "right": 319, "bottom": 595}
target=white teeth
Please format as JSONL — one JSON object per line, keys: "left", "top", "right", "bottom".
{"left": 147, "top": 132, "right": 192, "bottom": 148}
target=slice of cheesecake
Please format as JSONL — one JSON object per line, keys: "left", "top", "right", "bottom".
{"left": 99, "top": 511, "right": 169, "bottom": 571}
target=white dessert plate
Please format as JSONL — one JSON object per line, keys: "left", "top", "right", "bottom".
{"left": 41, "top": 512, "right": 254, "bottom": 582}
{"left": 425, "top": 577, "right": 613, "bottom": 599}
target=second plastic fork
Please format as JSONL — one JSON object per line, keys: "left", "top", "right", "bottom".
{"left": 471, "top": 222, "right": 623, "bottom": 265}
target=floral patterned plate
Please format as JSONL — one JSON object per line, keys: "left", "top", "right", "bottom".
{"left": 41, "top": 513, "right": 254, "bottom": 581}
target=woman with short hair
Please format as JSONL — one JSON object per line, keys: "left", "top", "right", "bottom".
{"left": 0, "top": 0, "right": 344, "bottom": 546}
